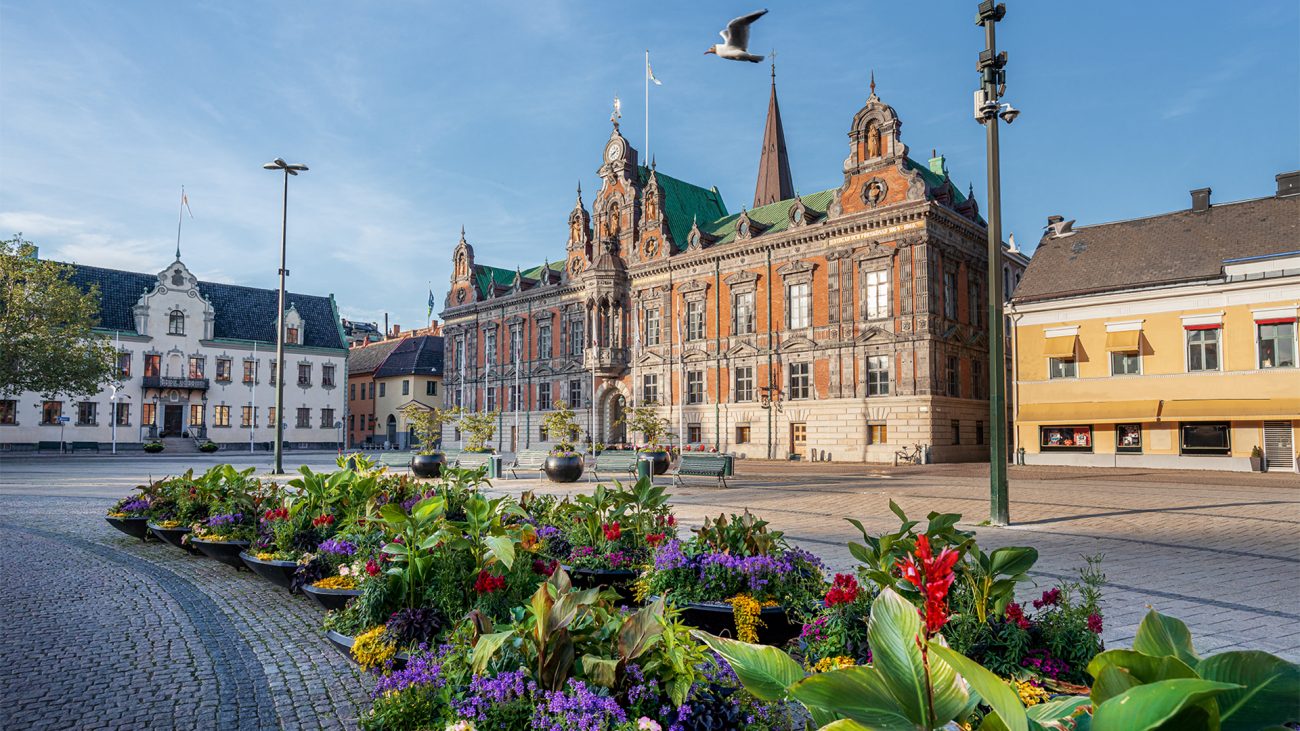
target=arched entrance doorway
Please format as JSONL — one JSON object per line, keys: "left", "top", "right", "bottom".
{"left": 386, "top": 414, "right": 397, "bottom": 446}
{"left": 595, "top": 384, "right": 629, "bottom": 446}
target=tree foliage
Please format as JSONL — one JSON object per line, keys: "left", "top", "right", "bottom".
{"left": 0, "top": 235, "right": 117, "bottom": 398}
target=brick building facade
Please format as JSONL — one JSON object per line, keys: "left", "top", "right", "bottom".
{"left": 439, "top": 78, "right": 1025, "bottom": 462}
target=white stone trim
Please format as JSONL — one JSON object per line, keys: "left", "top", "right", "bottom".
{"left": 1180, "top": 312, "right": 1224, "bottom": 327}
{"left": 1251, "top": 305, "right": 1298, "bottom": 320}
{"left": 1043, "top": 326, "right": 1079, "bottom": 338}
{"left": 1104, "top": 320, "right": 1144, "bottom": 332}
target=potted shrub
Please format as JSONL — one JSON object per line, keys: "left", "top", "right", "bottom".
{"left": 643, "top": 509, "right": 824, "bottom": 645}
{"left": 190, "top": 512, "right": 256, "bottom": 568}
{"left": 622, "top": 403, "right": 674, "bottom": 475}
{"left": 199, "top": 441, "right": 219, "bottom": 453}
{"left": 105, "top": 485, "right": 156, "bottom": 541}
{"left": 540, "top": 400, "right": 584, "bottom": 482}
{"left": 142, "top": 441, "right": 165, "bottom": 453}
{"left": 1250, "top": 445, "right": 1265, "bottom": 471}
{"left": 455, "top": 408, "right": 499, "bottom": 453}
{"left": 400, "top": 403, "right": 454, "bottom": 478}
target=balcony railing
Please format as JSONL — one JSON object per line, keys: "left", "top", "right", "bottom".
{"left": 142, "top": 376, "right": 210, "bottom": 390}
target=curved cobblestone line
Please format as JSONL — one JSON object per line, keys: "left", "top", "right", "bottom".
{"left": 1, "top": 520, "right": 279, "bottom": 730}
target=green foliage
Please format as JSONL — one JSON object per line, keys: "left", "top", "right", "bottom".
{"left": 620, "top": 404, "right": 672, "bottom": 448}
{"left": 539, "top": 399, "right": 580, "bottom": 452}
{"left": 693, "top": 509, "right": 781, "bottom": 555}
{"left": 399, "top": 403, "right": 453, "bottom": 455}
{"left": 455, "top": 408, "right": 500, "bottom": 451}
{"left": 0, "top": 235, "right": 117, "bottom": 398}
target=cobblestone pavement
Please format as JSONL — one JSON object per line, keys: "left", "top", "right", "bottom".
{"left": 1, "top": 454, "right": 1297, "bottom": 731}
{"left": 0, "top": 467, "right": 370, "bottom": 730}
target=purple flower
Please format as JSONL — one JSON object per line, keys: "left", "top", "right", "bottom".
{"left": 319, "top": 538, "right": 357, "bottom": 556}
{"left": 371, "top": 644, "right": 449, "bottom": 697}
{"left": 206, "top": 513, "right": 243, "bottom": 528}
{"left": 537, "top": 525, "right": 562, "bottom": 540}
{"left": 120, "top": 499, "right": 150, "bottom": 514}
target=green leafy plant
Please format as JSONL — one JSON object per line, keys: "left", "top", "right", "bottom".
{"left": 378, "top": 496, "right": 448, "bottom": 610}
{"left": 400, "top": 402, "right": 454, "bottom": 455}
{"left": 539, "top": 399, "right": 580, "bottom": 453}
{"left": 455, "top": 408, "right": 500, "bottom": 452}
{"left": 621, "top": 404, "right": 672, "bottom": 450}
{"left": 694, "top": 509, "right": 782, "bottom": 556}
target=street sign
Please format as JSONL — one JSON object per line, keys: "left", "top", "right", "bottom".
{"left": 58, "top": 416, "right": 71, "bottom": 423}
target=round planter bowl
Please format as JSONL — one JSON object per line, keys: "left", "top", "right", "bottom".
{"left": 190, "top": 538, "right": 251, "bottom": 569}
{"left": 106, "top": 515, "right": 151, "bottom": 541}
{"left": 410, "top": 453, "right": 446, "bottom": 479}
{"left": 148, "top": 523, "right": 202, "bottom": 555}
{"left": 302, "top": 583, "right": 362, "bottom": 611}
{"left": 565, "top": 565, "right": 640, "bottom": 606}
{"left": 323, "top": 630, "right": 408, "bottom": 671}
{"left": 679, "top": 601, "right": 800, "bottom": 646}
{"left": 240, "top": 551, "right": 299, "bottom": 590}
{"left": 638, "top": 451, "right": 671, "bottom": 476}
{"left": 544, "top": 454, "right": 585, "bottom": 483}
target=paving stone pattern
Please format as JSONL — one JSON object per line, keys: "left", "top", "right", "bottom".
{"left": 0, "top": 493, "right": 369, "bottom": 731}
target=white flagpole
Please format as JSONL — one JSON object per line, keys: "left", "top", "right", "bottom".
{"left": 632, "top": 305, "right": 640, "bottom": 409}
{"left": 645, "top": 49, "right": 649, "bottom": 160}
{"left": 589, "top": 312, "right": 597, "bottom": 450}
{"left": 250, "top": 340, "right": 257, "bottom": 452}
{"left": 676, "top": 309, "right": 684, "bottom": 453}
{"left": 513, "top": 339, "right": 520, "bottom": 453}
{"left": 459, "top": 338, "right": 466, "bottom": 450}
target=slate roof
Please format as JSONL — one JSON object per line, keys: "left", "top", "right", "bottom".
{"left": 1012, "top": 193, "right": 1300, "bottom": 303}
{"left": 66, "top": 261, "right": 346, "bottom": 350}
{"left": 372, "top": 334, "right": 445, "bottom": 378}
{"left": 347, "top": 338, "right": 403, "bottom": 376}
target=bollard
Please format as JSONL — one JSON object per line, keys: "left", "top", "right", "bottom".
{"left": 637, "top": 456, "right": 651, "bottom": 482}
{"left": 489, "top": 454, "right": 503, "bottom": 479}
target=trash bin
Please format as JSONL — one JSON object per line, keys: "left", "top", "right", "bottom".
{"left": 488, "top": 454, "right": 503, "bottom": 479}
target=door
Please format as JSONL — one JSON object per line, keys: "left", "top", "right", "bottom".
{"left": 790, "top": 422, "right": 807, "bottom": 459}
{"left": 1263, "top": 421, "right": 1295, "bottom": 471}
{"left": 163, "top": 405, "right": 183, "bottom": 437}
{"left": 386, "top": 415, "right": 397, "bottom": 445}
{"left": 510, "top": 425, "right": 518, "bottom": 453}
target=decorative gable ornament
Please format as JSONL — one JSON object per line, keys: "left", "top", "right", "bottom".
{"left": 788, "top": 195, "right": 817, "bottom": 228}
{"left": 734, "top": 209, "right": 768, "bottom": 241}
{"left": 686, "top": 216, "right": 717, "bottom": 252}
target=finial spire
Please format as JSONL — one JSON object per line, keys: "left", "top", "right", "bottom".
{"left": 610, "top": 95, "right": 622, "bottom": 129}
{"left": 870, "top": 70, "right": 876, "bottom": 97}
{"left": 650, "top": 155, "right": 656, "bottom": 171}
{"left": 770, "top": 49, "right": 777, "bottom": 82}
{"left": 753, "top": 68, "right": 795, "bottom": 208}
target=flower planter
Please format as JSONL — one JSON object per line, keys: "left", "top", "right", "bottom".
{"left": 323, "top": 630, "right": 408, "bottom": 671}
{"left": 678, "top": 600, "right": 800, "bottom": 646}
{"left": 190, "top": 538, "right": 251, "bottom": 569}
{"left": 240, "top": 551, "right": 299, "bottom": 590}
{"left": 148, "top": 523, "right": 202, "bottom": 555}
{"left": 303, "top": 583, "right": 362, "bottom": 611}
{"left": 638, "top": 450, "right": 671, "bottom": 476}
{"left": 410, "top": 453, "right": 446, "bottom": 478}
{"left": 106, "top": 515, "right": 151, "bottom": 541}
{"left": 544, "top": 454, "right": 585, "bottom": 483}
{"left": 566, "top": 565, "right": 639, "bottom": 605}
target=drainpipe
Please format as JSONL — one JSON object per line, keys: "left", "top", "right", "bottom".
{"left": 766, "top": 248, "right": 774, "bottom": 460}
{"left": 714, "top": 258, "right": 722, "bottom": 451}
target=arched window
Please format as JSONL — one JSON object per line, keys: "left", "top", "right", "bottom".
{"left": 168, "top": 310, "right": 185, "bottom": 335}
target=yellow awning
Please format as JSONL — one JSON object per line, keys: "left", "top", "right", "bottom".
{"left": 1018, "top": 400, "right": 1160, "bottom": 424}
{"left": 1105, "top": 330, "right": 1141, "bottom": 352}
{"left": 1158, "top": 398, "right": 1300, "bottom": 421}
{"left": 1043, "top": 335, "right": 1077, "bottom": 359}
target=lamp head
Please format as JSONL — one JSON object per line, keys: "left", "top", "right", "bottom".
{"left": 999, "top": 104, "right": 1020, "bottom": 124}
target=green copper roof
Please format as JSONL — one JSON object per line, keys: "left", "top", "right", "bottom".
{"left": 905, "top": 157, "right": 985, "bottom": 225}
{"left": 475, "top": 260, "right": 563, "bottom": 298}
{"left": 702, "top": 188, "right": 837, "bottom": 245}
{"left": 638, "top": 166, "right": 728, "bottom": 251}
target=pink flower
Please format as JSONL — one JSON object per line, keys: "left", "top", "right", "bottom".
{"left": 1087, "top": 613, "right": 1104, "bottom": 634}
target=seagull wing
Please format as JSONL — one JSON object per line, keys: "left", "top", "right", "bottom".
{"left": 721, "top": 9, "right": 767, "bottom": 51}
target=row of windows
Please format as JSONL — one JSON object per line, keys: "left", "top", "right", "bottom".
{"left": 117, "top": 353, "right": 335, "bottom": 386}
{"left": 1047, "top": 321, "right": 1297, "bottom": 379}
{"left": 1038, "top": 422, "right": 1237, "bottom": 456}
{"left": 349, "top": 380, "right": 437, "bottom": 400}
{"left": 165, "top": 309, "right": 303, "bottom": 344}
{"left": 0, "top": 401, "right": 335, "bottom": 429}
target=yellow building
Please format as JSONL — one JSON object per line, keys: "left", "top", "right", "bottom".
{"left": 1008, "top": 173, "right": 1300, "bottom": 472}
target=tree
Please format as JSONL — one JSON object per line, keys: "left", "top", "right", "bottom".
{"left": 454, "top": 408, "right": 500, "bottom": 452}
{"left": 539, "top": 399, "right": 580, "bottom": 452}
{"left": 0, "top": 235, "right": 116, "bottom": 398}
{"left": 399, "top": 402, "right": 454, "bottom": 455}
{"left": 620, "top": 403, "right": 672, "bottom": 450}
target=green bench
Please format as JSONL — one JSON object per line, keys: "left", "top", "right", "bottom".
{"left": 592, "top": 451, "right": 638, "bottom": 482}
{"left": 70, "top": 441, "right": 100, "bottom": 453}
{"left": 455, "top": 452, "right": 493, "bottom": 470}
{"left": 37, "top": 441, "right": 63, "bottom": 453}
{"left": 672, "top": 454, "right": 730, "bottom": 488}
{"left": 377, "top": 452, "right": 413, "bottom": 473}
{"left": 509, "top": 450, "right": 549, "bottom": 479}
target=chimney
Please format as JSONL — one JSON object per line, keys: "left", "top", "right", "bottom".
{"left": 384, "top": 312, "right": 389, "bottom": 338}
{"left": 1190, "top": 187, "right": 1211, "bottom": 212}
{"left": 1277, "top": 170, "right": 1300, "bottom": 198}
{"left": 1046, "top": 215, "right": 1064, "bottom": 226}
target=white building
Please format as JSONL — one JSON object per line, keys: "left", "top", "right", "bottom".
{"left": 0, "top": 255, "right": 349, "bottom": 452}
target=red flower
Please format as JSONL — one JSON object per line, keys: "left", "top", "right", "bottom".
{"left": 825, "top": 573, "right": 861, "bottom": 606}
{"left": 1033, "top": 587, "right": 1061, "bottom": 609}
{"left": 602, "top": 522, "right": 621, "bottom": 541}
{"left": 1087, "top": 613, "right": 1104, "bottom": 634}
{"left": 365, "top": 559, "right": 381, "bottom": 577}
{"left": 312, "top": 514, "right": 335, "bottom": 527}
{"left": 474, "top": 570, "right": 507, "bottom": 594}
{"left": 532, "top": 558, "right": 558, "bottom": 576}
{"left": 262, "top": 507, "right": 289, "bottom": 522}
{"left": 646, "top": 532, "right": 665, "bottom": 547}
{"left": 1005, "top": 601, "right": 1031, "bottom": 630}
{"left": 666, "top": 515, "right": 676, "bottom": 527}
{"left": 896, "top": 534, "right": 961, "bottom": 636}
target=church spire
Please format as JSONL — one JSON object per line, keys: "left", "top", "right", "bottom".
{"left": 753, "top": 68, "right": 795, "bottom": 208}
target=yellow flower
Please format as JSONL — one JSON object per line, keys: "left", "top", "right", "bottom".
{"left": 255, "top": 552, "right": 278, "bottom": 561}
{"left": 314, "top": 575, "right": 358, "bottom": 590}
{"left": 107, "top": 512, "right": 127, "bottom": 518}
{"left": 727, "top": 594, "right": 766, "bottom": 644}
{"left": 811, "top": 656, "right": 856, "bottom": 673}
{"left": 631, "top": 575, "right": 652, "bottom": 604}
{"left": 351, "top": 625, "right": 397, "bottom": 670}
{"left": 158, "top": 520, "right": 182, "bottom": 529}
{"left": 1013, "top": 678, "right": 1050, "bottom": 707}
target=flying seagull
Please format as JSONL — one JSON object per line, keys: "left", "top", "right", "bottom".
{"left": 705, "top": 9, "right": 768, "bottom": 63}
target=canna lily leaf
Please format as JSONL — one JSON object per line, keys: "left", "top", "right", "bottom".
{"left": 1086, "top": 649, "right": 1198, "bottom": 704}
{"left": 694, "top": 631, "right": 805, "bottom": 702}
{"left": 987, "top": 546, "right": 1038, "bottom": 576}
{"left": 930, "top": 643, "right": 1028, "bottom": 731}
{"left": 790, "top": 665, "right": 915, "bottom": 731}
{"left": 484, "top": 534, "right": 516, "bottom": 569}
{"left": 1090, "top": 678, "right": 1240, "bottom": 731}
{"left": 1132, "top": 609, "right": 1201, "bottom": 667}
{"left": 868, "top": 588, "right": 971, "bottom": 726}
{"left": 1197, "top": 650, "right": 1300, "bottom": 731}
{"left": 470, "top": 630, "right": 513, "bottom": 675}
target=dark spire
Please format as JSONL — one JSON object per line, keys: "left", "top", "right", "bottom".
{"left": 753, "top": 71, "right": 795, "bottom": 208}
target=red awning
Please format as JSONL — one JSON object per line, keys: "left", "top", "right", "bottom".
{"left": 1184, "top": 323, "right": 1220, "bottom": 331}
{"left": 1255, "top": 317, "right": 1296, "bottom": 325}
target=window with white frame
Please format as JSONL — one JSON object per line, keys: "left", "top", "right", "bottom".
{"left": 509, "top": 327, "right": 521, "bottom": 363}
{"left": 732, "top": 291, "right": 755, "bottom": 334}
{"left": 787, "top": 282, "right": 811, "bottom": 329}
{"left": 641, "top": 374, "right": 658, "bottom": 404}
{"left": 568, "top": 319, "right": 584, "bottom": 356}
{"left": 485, "top": 386, "right": 496, "bottom": 412}
{"left": 1186, "top": 327, "right": 1220, "bottom": 372}
{"left": 943, "top": 270, "right": 957, "bottom": 320}
{"left": 788, "top": 362, "right": 810, "bottom": 399}
{"left": 865, "top": 269, "right": 889, "bottom": 320}
{"left": 946, "top": 355, "right": 960, "bottom": 396}
{"left": 867, "top": 355, "right": 890, "bottom": 396}
{"left": 734, "top": 366, "right": 754, "bottom": 401}
{"left": 643, "top": 308, "right": 660, "bottom": 346}
{"left": 1111, "top": 351, "right": 1141, "bottom": 375}
{"left": 1049, "top": 357, "right": 1077, "bottom": 379}
{"left": 568, "top": 379, "right": 583, "bottom": 408}
{"left": 538, "top": 382, "right": 552, "bottom": 410}
{"left": 686, "top": 301, "right": 705, "bottom": 341}
{"left": 686, "top": 370, "right": 704, "bottom": 404}
{"left": 537, "top": 324, "right": 551, "bottom": 359}
{"left": 168, "top": 310, "right": 185, "bottom": 335}
{"left": 1258, "top": 320, "right": 1296, "bottom": 368}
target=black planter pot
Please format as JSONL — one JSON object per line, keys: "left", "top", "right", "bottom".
{"left": 544, "top": 454, "right": 585, "bottom": 483}
{"left": 240, "top": 551, "right": 299, "bottom": 589}
{"left": 148, "top": 523, "right": 202, "bottom": 555}
{"left": 191, "top": 538, "right": 251, "bottom": 569}
{"left": 303, "top": 583, "right": 362, "bottom": 611}
{"left": 106, "top": 515, "right": 151, "bottom": 541}
{"left": 565, "top": 565, "right": 640, "bottom": 605}
{"left": 678, "top": 600, "right": 800, "bottom": 646}
{"left": 638, "top": 451, "right": 671, "bottom": 476}
{"left": 323, "top": 630, "right": 409, "bottom": 671}
{"left": 410, "top": 453, "right": 446, "bottom": 478}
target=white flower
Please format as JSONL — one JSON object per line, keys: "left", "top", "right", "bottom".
{"left": 637, "top": 719, "right": 661, "bottom": 731}
{"left": 446, "top": 722, "right": 475, "bottom": 731}
{"left": 338, "top": 565, "right": 351, "bottom": 576}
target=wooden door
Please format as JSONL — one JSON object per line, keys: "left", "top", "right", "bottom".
{"left": 790, "top": 422, "right": 807, "bottom": 459}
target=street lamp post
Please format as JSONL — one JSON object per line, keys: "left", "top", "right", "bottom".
{"left": 263, "top": 157, "right": 309, "bottom": 474}
{"left": 975, "top": 1, "right": 1018, "bottom": 524}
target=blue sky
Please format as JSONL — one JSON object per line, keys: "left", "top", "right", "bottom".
{"left": 3, "top": 1, "right": 1297, "bottom": 329}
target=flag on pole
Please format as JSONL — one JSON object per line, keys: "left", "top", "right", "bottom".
{"left": 181, "top": 187, "right": 194, "bottom": 218}
{"left": 427, "top": 289, "right": 435, "bottom": 321}
{"left": 646, "top": 57, "right": 662, "bottom": 85}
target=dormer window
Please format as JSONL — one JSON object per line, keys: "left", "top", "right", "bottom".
{"left": 168, "top": 310, "right": 185, "bottom": 335}
{"left": 286, "top": 327, "right": 299, "bottom": 345}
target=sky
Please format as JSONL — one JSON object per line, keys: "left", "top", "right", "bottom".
{"left": 3, "top": 1, "right": 1297, "bottom": 330}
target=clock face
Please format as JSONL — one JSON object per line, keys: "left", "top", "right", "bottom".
{"left": 606, "top": 141, "right": 622, "bottom": 163}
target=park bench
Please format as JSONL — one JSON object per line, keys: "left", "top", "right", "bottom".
{"left": 454, "top": 452, "right": 493, "bottom": 471}
{"left": 672, "top": 454, "right": 730, "bottom": 489}
{"left": 509, "top": 450, "right": 549, "bottom": 479}
{"left": 70, "top": 441, "right": 100, "bottom": 453}
{"left": 592, "top": 451, "right": 638, "bottom": 482}
{"left": 376, "top": 452, "right": 414, "bottom": 473}
{"left": 37, "top": 441, "right": 63, "bottom": 453}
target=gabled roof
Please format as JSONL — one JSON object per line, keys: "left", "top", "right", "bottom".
{"left": 1013, "top": 192, "right": 1300, "bottom": 303}
{"left": 66, "top": 261, "right": 346, "bottom": 350}
{"left": 638, "top": 166, "right": 728, "bottom": 250}
{"left": 373, "top": 334, "right": 445, "bottom": 378}
{"left": 905, "top": 157, "right": 985, "bottom": 226}
{"left": 348, "top": 338, "right": 403, "bottom": 375}
{"left": 702, "top": 188, "right": 836, "bottom": 245}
